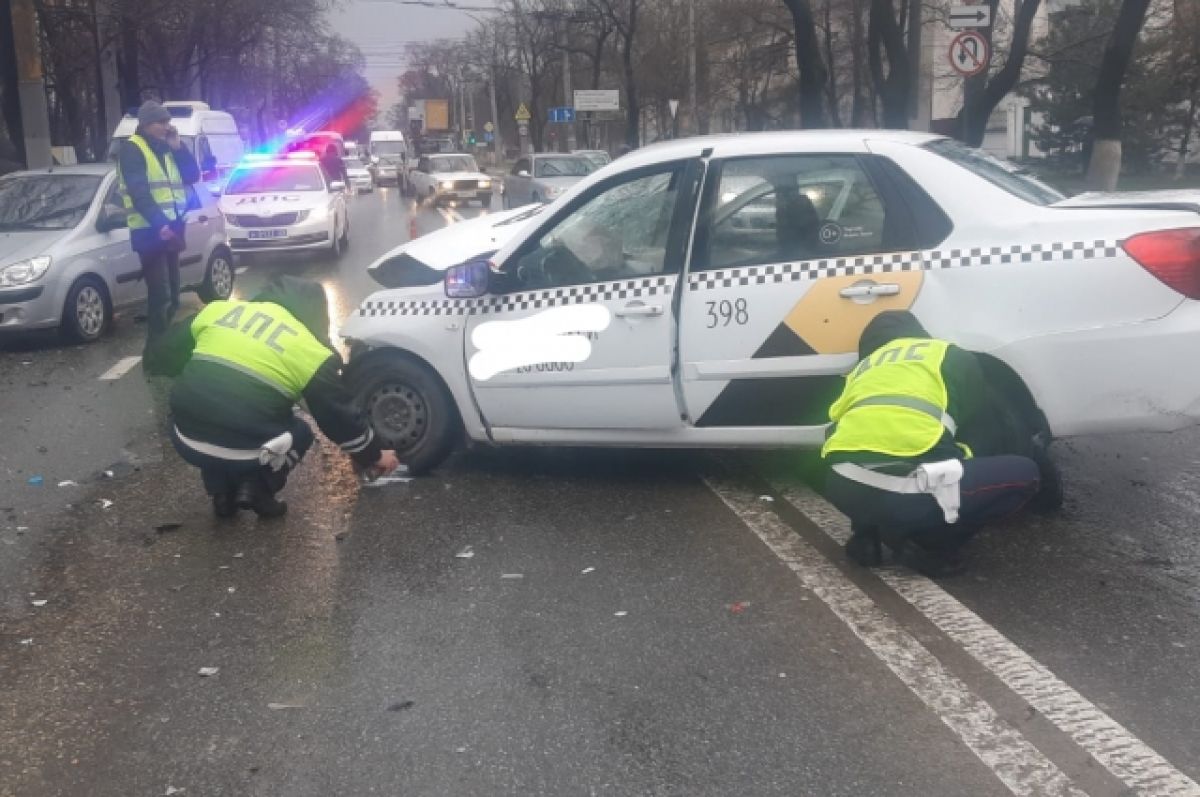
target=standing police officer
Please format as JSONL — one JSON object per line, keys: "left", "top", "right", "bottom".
{"left": 821, "top": 311, "right": 1043, "bottom": 576}
{"left": 145, "top": 275, "right": 399, "bottom": 518}
{"left": 117, "top": 100, "right": 199, "bottom": 344}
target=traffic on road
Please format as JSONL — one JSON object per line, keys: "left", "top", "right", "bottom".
{"left": 4, "top": 80, "right": 1200, "bottom": 797}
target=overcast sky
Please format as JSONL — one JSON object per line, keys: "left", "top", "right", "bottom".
{"left": 329, "top": 1, "right": 498, "bottom": 113}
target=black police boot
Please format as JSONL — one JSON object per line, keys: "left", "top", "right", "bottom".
{"left": 845, "top": 524, "right": 883, "bottom": 567}
{"left": 211, "top": 492, "right": 238, "bottom": 519}
{"left": 235, "top": 478, "right": 288, "bottom": 519}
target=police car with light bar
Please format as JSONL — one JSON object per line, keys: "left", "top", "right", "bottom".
{"left": 219, "top": 151, "right": 350, "bottom": 258}
{"left": 340, "top": 130, "right": 1200, "bottom": 481}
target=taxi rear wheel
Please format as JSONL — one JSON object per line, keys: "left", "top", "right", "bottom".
{"left": 350, "top": 353, "right": 459, "bottom": 475}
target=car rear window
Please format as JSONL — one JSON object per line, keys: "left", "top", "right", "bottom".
{"left": 924, "top": 139, "right": 1064, "bottom": 206}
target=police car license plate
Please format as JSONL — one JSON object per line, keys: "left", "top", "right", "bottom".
{"left": 248, "top": 229, "right": 288, "bottom": 240}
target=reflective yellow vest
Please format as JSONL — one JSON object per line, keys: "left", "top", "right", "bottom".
{"left": 822, "top": 337, "right": 969, "bottom": 460}
{"left": 118, "top": 134, "right": 187, "bottom": 230}
{"left": 189, "top": 300, "right": 333, "bottom": 399}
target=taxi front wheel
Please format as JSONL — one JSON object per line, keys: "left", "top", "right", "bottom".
{"left": 348, "top": 353, "right": 459, "bottom": 475}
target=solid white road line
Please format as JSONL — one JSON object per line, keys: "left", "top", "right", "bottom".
{"left": 704, "top": 473, "right": 1085, "bottom": 797}
{"left": 98, "top": 355, "right": 142, "bottom": 381}
{"left": 769, "top": 478, "right": 1200, "bottom": 797}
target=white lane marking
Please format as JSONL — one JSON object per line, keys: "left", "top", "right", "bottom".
{"left": 98, "top": 355, "right": 142, "bottom": 381}
{"left": 770, "top": 478, "right": 1200, "bottom": 797}
{"left": 704, "top": 473, "right": 1084, "bottom": 797}
{"left": 436, "top": 206, "right": 455, "bottom": 225}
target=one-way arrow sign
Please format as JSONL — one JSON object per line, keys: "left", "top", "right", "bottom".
{"left": 949, "top": 4, "right": 991, "bottom": 28}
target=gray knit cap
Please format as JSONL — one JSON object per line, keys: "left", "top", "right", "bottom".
{"left": 137, "top": 101, "right": 171, "bottom": 127}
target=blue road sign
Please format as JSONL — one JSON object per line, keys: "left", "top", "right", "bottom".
{"left": 549, "top": 107, "right": 576, "bottom": 123}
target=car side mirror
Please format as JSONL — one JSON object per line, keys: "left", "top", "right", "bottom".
{"left": 330, "top": 181, "right": 346, "bottom": 192}
{"left": 96, "top": 209, "right": 127, "bottom": 232}
{"left": 445, "top": 259, "right": 491, "bottom": 299}
{"left": 518, "top": 170, "right": 531, "bottom": 178}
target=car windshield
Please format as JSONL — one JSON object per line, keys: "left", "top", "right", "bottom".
{"left": 924, "top": 139, "right": 1065, "bottom": 206}
{"left": 430, "top": 156, "right": 478, "bottom": 173}
{"left": 0, "top": 174, "right": 103, "bottom": 231}
{"left": 225, "top": 165, "right": 325, "bottom": 194}
{"left": 535, "top": 157, "right": 595, "bottom": 178}
{"left": 577, "top": 152, "right": 610, "bottom": 167}
{"left": 372, "top": 141, "right": 405, "bottom": 156}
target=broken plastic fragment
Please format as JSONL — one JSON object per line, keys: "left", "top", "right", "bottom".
{"left": 580, "top": 566, "right": 595, "bottom": 574}
{"left": 99, "top": 499, "right": 113, "bottom": 509}
{"left": 362, "top": 474, "right": 413, "bottom": 488}
{"left": 58, "top": 480, "right": 78, "bottom": 488}
{"left": 19, "top": 638, "right": 33, "bottom": 645}
{"left": 501, "top": 573, "right": 524, "bottom": 579}
{"left": 197, "top": 667, "right": 219, "bottom": 677}
{"left": 614, "top": 611, "right": 628, "bottom": 617}
{"left": 455, "top": 546, "right": 475, "bottom": 559}
{"left": 31, "top": 600, "right": 47, "bottom": 607}
{"left": 227, "top": 587, "right": 236, "bottom": 594}
{"left": 232, "top": 553, "right": 244, "bottom": 559}
{"left": 267, "top": 703, "right": 304, "bottom": 710}
{"left": 165, "top": 787, "right": 185, "bottom": 795}
{"left": 758, "top": 495, "right": 774, "bottom": 503}
{"left": 27, "top": 476, "right": 43, "bottom": 487}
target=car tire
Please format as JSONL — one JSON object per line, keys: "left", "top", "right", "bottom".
{"left": 198, "top": 247, "right": 235, "bottom": 303}
{"left": 339, "top": 215, "right": 350, "bottom": 250}
{"left": 328, "top": 227, "right": 343, "bottom": 260}
{"left": 62, "top": 276, "right": 111, "bottom": 343}
{"left": 348, "top": 352, "right": 460, "bottom": 475}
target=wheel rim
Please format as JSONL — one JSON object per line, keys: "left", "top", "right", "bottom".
{"left": 210, "top": 256, "right": 233, "bottom": 298}
{"left": 75, "top": 286, "right": 105, "bottom": 337}
{"left": 368, "top": 382, "right": 429, "bottom": 452}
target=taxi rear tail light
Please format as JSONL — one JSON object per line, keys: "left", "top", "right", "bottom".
{"left": 1122, "top": 228, "right": 1200, "bottom": 299}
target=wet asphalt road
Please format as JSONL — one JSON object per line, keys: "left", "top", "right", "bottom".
{"left": 2, "top": 187, "right": 1199, "bottom": 796}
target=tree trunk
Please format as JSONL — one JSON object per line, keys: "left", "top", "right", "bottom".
{"left": 823, "top": 0, "right": 842, "bottom": 127}
{"left": 117, "top": 11, "right": 139, "bottom": 108}
{"left": 1086, "top": 0, "right": 1152, "bottom": 190}
{"left": 869, "top": 0, "right": 910, "bottom": 128}
{"left": 1175, "top": 78, "right": 1198, "bottom": 180}
{"left": 783, "top": 0, "right": 829, "bottom": 128}
{"left": 957, "top": 0, "right": 1041, "bottom": 147}
{"left": 621, "top": 1, "right": 639, "bottom": 148}
{"left": 0, "top": 0, "right": 24, "bottom": 162}
{"left": 850, "top": 0, "right": 868, "bottom": 126}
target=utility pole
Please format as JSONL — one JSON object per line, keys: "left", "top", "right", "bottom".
{"left": 10, "top": 0, "right": 51, "bottom": 168}
{"left": 91, "top": 0, "right": 121, "bottom": 156}
{"left": 488, "top": 61, "right": 503, "bottom": 165}
{"left": 457, "top": 66, "right": 467, "bottom": 148}
{"left": 560, "top": 20, "right": 576, "bottom": 151}
{"left": 687, "top": 0, "right": 697, "bottom": 136}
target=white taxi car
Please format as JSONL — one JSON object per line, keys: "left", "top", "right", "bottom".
{"left": 340, "top": 131, "right": 1200, "bottom": 479}
{"left": 407, "top": 153, "right": 493, "bottom": 206}
{"left": 219, "top": 152, "right": 350, "bottom": 258}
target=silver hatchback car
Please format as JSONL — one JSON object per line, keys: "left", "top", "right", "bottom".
{"left": 0, "top": 164, "right": 234, "bottom": 342}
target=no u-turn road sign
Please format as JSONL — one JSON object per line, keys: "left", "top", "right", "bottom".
{"left": 949, "top": 31, "right": 990, "bottom": 78}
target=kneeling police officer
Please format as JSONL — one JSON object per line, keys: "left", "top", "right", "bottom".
{"left": 146, "top": 275, "right": 398, "bottom": 517}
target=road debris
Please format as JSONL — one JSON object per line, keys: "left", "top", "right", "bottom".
{"left": 99, "top": 499, "right": 113, "bottom": 510}
{"left": 233, "top": 553, "right": 244, "bottom": 559}
{"left": 165, "top": 787, "right": 185, "bottom": 796}
{"left": 27, "top": 476, "right": 43, "bottom": 487}
{"left": 388, "top": 700, "right": 415, "bottom": 712}
{"left": 57, "top": 480, "right": 78, "bottom": 488}
{"left": 362, "top": 474, "right": 413, "bottom": 488}
{"left": 155, "top": 522, "right": 183, "bottom": 533}
{"left": 758, "top": 495, "right": 775, "bottom": 503}
{"left": 19, "top": 638, "right": 33, "bottom": 645}
{"left": 455, "top": 546, "right": 475, "bottom": 559}
{"left": 614, "top": 611, "right": 628, "bottom": 617}
{"left": 581, "top": 566, "right": 596, "bottom": 574}
{"left": 197, "top": 667, "right": 219, "bottom": 677}
{"left": 501, "top": 573, "right": 524, "bottom": 579}
{"left": 227, "top": 587, "right": 236, "bottom": 594}
{"left": 31, "top": 600, "right": 47, "bottom": 607}
{"left": 267, "top": 703, "right": 305, "bottom": 710}
{"left": 729, "top": 601, "right": 750, "bottom": 614}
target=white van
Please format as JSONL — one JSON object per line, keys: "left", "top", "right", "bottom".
{"left": 368, "top": 130, "right": 408, "bottom": 187}
{"left": 108, "top": 101, "right": 245, "bottom": 184}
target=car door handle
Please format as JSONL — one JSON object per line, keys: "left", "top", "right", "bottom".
{"left": 839, "top": 283, "right": 901, "bottom": 299}
{"left": 615, "top": 302, "right": 663, "bottom": 318}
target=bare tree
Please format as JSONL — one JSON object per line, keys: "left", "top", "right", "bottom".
{"left": 868, "top": 0, "right": 909, "bottom": 128}
{"left": 781, "top": 0, "right": 830, "bottom": 127}
{"left": 1086, "top": 0, "right": 1152, "bottom": 189}
{"left": 954, "top": 0, "right": 1044, "bottom": 146}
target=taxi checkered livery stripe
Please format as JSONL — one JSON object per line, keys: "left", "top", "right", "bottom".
{"left": 358, "top": 276, "right": 673, "bottom": 317}
{"left": 686, "top": 239, "right": 1122, "bottom": 292}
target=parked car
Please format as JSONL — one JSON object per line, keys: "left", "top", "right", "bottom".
{"left": 219, "top": 152, "right": 350, "bottom": 259}
{"left": 339, "top": 130, "right": 1200, "bottom": 481}
{"left": 502, "top": 154, "right": 596, "bottom": 208}
{"left": 0, "top": 163, "right": 234, "bottom": 342}
{"left": 407, "top": 154, "right": 493, "bottom": 206}
{"left": 343, "top": 156, "right": 374, "bottom": 194}
{"left": 572, "top": 149, "right": 612, "bottom": 169}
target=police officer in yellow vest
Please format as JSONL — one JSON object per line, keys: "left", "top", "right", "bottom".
{"left": 116, "top": 101, "right": 199, "bottom": 342}
{"left": 145, "top": 275, "right": 399, "bottom": 518}
{"left": 822, "top": 311, "right": 1042, "bottom": 577}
